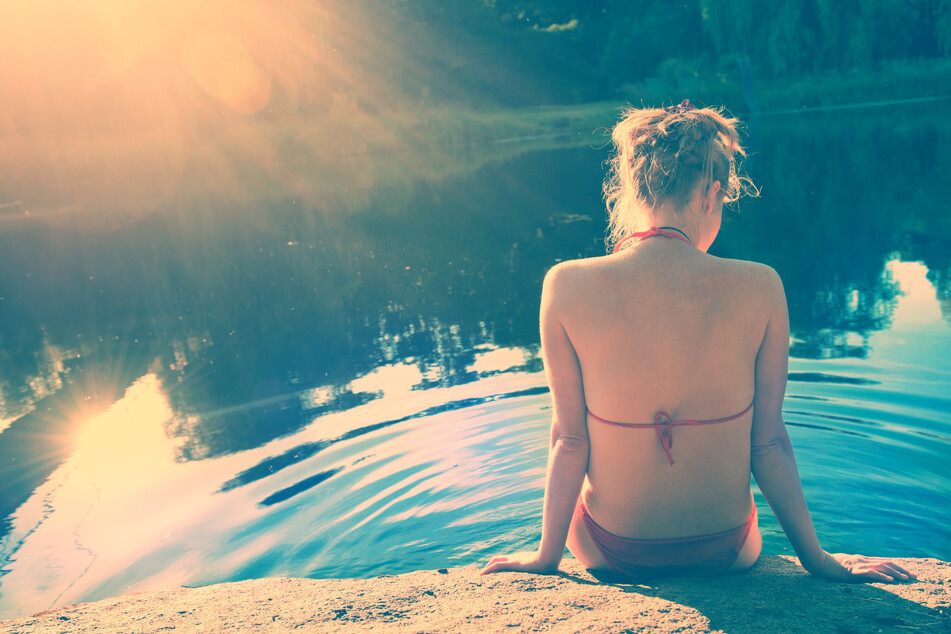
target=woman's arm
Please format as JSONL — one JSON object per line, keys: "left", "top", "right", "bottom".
{"left": 482, "top": 264, "right": 589, "bottom": 575}
{"left": 750, "top": 267, "right": 914, "bottom": 583}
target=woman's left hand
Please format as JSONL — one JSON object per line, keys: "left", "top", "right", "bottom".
{"left": 480, "top": 551, "right": 559, "bottom": 576}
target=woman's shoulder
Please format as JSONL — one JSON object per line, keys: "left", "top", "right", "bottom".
{"left": 544, "top": 255, "right": 608, "bottom": 282}
{"left": 541, "top": 256, "right": 610, "bottom": 304}
{"left": 709, "top": 256, "right": 786, "bottom": 303}
{"left": 711, "top": 255, "right": 781, "bottom": 282}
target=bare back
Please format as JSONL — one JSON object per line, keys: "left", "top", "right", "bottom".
{"left": 550, "top": 237, "right": 776, "bottom": 539}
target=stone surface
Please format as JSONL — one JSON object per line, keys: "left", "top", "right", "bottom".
{"left": 2, "top": 556, "right": 949, "bottom": 633}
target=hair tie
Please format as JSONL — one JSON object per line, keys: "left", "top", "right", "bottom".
{"left": 664, "top": 99, "right": 696, "bottom": 114}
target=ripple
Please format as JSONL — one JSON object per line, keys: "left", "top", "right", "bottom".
{"left": 788, "top": 372, "right": 880, "bottom": 385}
{"left": 258, "top": 467, "right": 344, "bottom": 507}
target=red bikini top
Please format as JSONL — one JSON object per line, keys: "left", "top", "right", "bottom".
{"left": 587, "top": 401, "right": 754, "bottom": 466}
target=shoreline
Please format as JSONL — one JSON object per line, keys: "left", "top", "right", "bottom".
{"left": 4, "top": 556, "right": 948, "bottom": 633}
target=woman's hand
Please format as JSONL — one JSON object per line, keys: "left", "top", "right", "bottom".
{"left": 810, "top": 551, "right": 917, "bottom": 583}
{"left": 480, "top": 551, "right": 559, "bottom": 576}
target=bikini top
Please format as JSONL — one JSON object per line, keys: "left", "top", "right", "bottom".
{"left": 613, "top": 226, "right": 692, "bottom": 253}
{"left": 587, "top": 402, "right": 754, "bottom": 466}
{"left": 599, "top": 225, "right": 751, "bottom": 466}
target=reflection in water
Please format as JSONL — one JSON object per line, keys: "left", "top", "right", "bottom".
{"left": 888, "top": 260, "right": 948, "bottom": 328}
{"left": 0, "top": 365, "right": 552, "bottom": 618}
{"left": 715, "top": 111, "right": 951, "bottom": 359}
{"left": 1, "top": 146, "right": 585, "bottom": 467}
{"left": 219, "top": 383, "right": 550, "bottom": 496}
{"left": 865, "top": 259, "right": 951, "bottom": 387}
{"left": 71, "top": 375, "right": 175, "bottom": 485}
{"left": 0, "top": 342, "right": 67, "bottom": 434}
{"left": 0, "top": 375, "right": 180, "bottom": 614}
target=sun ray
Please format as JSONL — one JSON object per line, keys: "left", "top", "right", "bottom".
{"left": 0, "top": 0, "right": 402, "bottom": 221}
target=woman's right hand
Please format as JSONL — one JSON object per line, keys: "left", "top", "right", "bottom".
{"left": 480, "top": 550, "right": 559, "bottom": 576}
{"left": 810, "top": 551, "right": 917, "bottom": 583}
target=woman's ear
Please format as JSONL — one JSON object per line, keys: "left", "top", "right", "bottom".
{"left": 705, "top": 180, "right": 722, "bottom": 214}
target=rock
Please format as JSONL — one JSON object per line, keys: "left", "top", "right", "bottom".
{"left": 2, "top": 556, "right": 948, "bottom": 633}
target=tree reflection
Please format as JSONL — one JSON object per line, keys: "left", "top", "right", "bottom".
{"left": 714, "top": 109, "right": 951, "bottom": 357}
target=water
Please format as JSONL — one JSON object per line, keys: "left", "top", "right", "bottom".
{"left": 1, "top": 109, "right": 950, "bottom": 618}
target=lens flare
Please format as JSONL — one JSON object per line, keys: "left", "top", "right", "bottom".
{"left": 180, "top": 31, "right": 272, "bottom": 115}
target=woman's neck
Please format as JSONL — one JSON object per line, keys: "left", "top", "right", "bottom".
{"left": 648, "top": 208, "right": 699, "bottom": 246}
{"left": 648, "top": 190, "right": 719, "bottom": 252}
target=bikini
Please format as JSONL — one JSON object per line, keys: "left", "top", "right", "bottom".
{"left": 579, "top": 226, "right": 758, "bottom": 581}
{"left": 580, "top": 498, "right": 757, "bottom": 582}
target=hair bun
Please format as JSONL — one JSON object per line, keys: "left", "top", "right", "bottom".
{"left": 676, "top": 125, "right": 704, "bottom": 166}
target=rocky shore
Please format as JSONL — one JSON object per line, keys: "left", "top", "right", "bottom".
{"left": 3, "top": 556, "right": 949, "bottom": 633}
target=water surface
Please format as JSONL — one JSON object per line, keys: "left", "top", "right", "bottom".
{"left": 1, "top": 108, "right": 950, "bottom": 618}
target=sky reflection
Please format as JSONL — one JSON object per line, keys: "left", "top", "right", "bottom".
{"left": 887, "top": 260, "right": 950, "bottom": 329}
{"left": 0, "top": 375, "right": 184, "bottom": 613}
{"left": 867, "top": 259, "right": 951, "bottom": 380}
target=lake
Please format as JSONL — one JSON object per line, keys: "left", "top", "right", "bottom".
{"left": 1, "top": 106, "right": 950, "bottom": 618}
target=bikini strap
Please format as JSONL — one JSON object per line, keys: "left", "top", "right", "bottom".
{"left": 587, "top": 400, "right": 755, "bottom": 466}
{"left": 613, "top": 226, "right": 692, "bottom": 253}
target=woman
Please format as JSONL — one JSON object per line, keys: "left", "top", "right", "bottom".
{"left": 481, "top": 101, "right": 914, "bottom": 583}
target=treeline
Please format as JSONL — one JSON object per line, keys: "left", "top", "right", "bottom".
{"left": 381, "top": 0, "right": 951, "bottom": 105}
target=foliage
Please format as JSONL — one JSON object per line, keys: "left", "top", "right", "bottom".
{"left": 374, "top": 0, "right": 951, "bottom": 106}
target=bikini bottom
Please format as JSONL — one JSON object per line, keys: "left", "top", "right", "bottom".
{"left": 580, "top": 499, "right": 757, "bottom": 582}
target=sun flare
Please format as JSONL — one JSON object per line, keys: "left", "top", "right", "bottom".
{"left": 72, "top": 374, "right": 175, "bottom": 490}
{"left": 0, "top": 0, "right": 384, "bottom": 219}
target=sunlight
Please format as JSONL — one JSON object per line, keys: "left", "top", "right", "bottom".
{"left": 0, "top": 0, "right": 382, "bottom": 218}
{"left": 0, "top": 374, "right": 184, "bottom": 616}
{"left": 0, "top": 370, "right": 310, "bottom": 617}
{"left": 180, "top": 31, "right": 271, "bottom": 115}
{"left": 72, "top": 374, "right": 176, "bottom": 493}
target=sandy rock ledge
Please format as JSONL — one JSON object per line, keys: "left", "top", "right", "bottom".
{"left": 2, "top": 556, "right": 949, "bottom": 633}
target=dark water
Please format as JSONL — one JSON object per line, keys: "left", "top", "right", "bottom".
{"left": 1, "top": 109, "right": 950, "bottom": 617}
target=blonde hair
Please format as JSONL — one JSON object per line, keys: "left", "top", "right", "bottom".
{"left": 603, "top": 103, "right": 755, "bottom": 252}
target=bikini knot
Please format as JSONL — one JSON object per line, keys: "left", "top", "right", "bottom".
{"left": 654, "top": 411, "right": 676, "bottom": 466}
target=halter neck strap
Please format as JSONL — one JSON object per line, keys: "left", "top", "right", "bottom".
{"left": 613, "top": 226, "right": 693, "bottom": 253}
